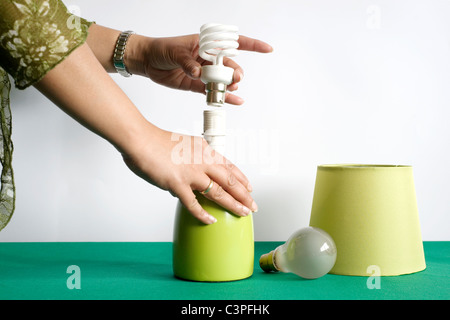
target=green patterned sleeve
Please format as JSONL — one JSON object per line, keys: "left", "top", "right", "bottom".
{"left": 0, "top": 0, "right": 93, "bottom": 231}
{"left": 0, "top": 69, "right": 14, "bottom": 231}
{"left": 0, "top": 0, "right": 93, "bottom": 89}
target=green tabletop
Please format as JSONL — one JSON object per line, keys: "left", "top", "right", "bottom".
{"left": 0, "top": 242, "right": 448, "bottom": 300}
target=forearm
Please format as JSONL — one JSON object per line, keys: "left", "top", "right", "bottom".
{"left": 86, "top": 24, "right": 150, "bottom": 76}
{"left": 34, "top": 42, "right": 155, "bottom": 156}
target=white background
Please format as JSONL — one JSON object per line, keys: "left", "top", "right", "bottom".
{"left": 1, "top": 0, "right": 449, "bottom": 242}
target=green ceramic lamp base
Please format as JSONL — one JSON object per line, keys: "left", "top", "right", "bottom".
{"left": 173, "top": 194, "right": 254, "bottom": 282}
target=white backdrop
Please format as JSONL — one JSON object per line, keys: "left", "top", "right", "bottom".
{"left": 1, "top": 0, "right": 449, "bottom": 242}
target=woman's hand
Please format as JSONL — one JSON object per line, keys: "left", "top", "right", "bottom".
{"left": 86, "top": 24, "right": 273, "bottom": 105}
{"left": 128, "top": 34, "right": 273, "bottom": 105}
{"left": 122, "top": 127, "right": 257, "bottom": 224}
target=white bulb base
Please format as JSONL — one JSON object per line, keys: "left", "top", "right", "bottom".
{"left": 201, "top": 65, "right": 234, "bottom": 85}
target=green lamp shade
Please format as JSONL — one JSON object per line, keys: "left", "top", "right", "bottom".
{"left": 173, "top": 194, "right": 254, "bottom": 282}
{"left": 309, "top": 164, "right": 426, "bottom": 276}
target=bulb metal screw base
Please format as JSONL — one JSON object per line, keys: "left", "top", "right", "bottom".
{"left": 206, "top": 82, "right": 227, "bottom": 107}
{"left": 259, "top": 250, "right": 279, "bottom": 272}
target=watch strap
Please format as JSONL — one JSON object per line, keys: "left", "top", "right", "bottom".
{"left": 113, "top": 30, "right": 135, "bottom": 77}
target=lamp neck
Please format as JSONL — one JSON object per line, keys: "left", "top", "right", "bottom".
{"left": 203, "top": 109, "right": 226, "bottom": 154}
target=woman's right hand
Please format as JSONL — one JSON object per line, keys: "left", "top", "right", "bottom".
{"left": 122, "top": 125, "right": 257, "bottom": 224}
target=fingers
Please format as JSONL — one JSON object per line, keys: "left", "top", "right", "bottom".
{"left": 225, "top": 92, "right": 244, "bottom": 105}
{"left": 203, "top": 158, "right": 257, "bottom": 215}
{"left": 176, "top": 184, "right": 218, "bottom": 225}
{"left": 238, "top": 35, "right": 273, "bottom": 53}
{"left": 226, "top": 35, "right": 272, "bottom": 87}
{"left": 223, "top": 160, "right": 253, "bottom": 192}
{"left": 200, "top": 179, "right": 254, "bottom": 218}
{"left": 223, "top": 57, "right": 244, "bottom": 84}
{"left": 220, "top": 58, "right": 244, "bottom": 105}
{"left": 176, "top": 168, "right": 256, "bottom": 225}
{"left": 167, "top": 132, "right": 259, "bottom": 223}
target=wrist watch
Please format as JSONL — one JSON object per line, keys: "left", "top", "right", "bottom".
{"left": 113, "top": 30, "right": 135, "bottom": 77}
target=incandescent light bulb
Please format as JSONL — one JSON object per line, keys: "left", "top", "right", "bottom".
{"left": 259, "top": 227, "right": 337, "bottom": 279}
{"left": 199, "top": 23, "right": 239, "bottom": 107}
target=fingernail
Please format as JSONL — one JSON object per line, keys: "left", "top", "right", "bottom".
{"left": 247, "top": 182, "right": 253, "bottom": 192}
{"left": 191, "top": 66, "right": 201, "bottom": 79}
{"left": 242, "top": 205, "right": 251, "bottom": 216}
{"left": 236, "top": 97, "right": 245, "bottom": 105}
{"left": 251, "top": 201, "right": 258, "bottom": 213}
{"left": 208, "top": 215, "right": 217, "bottom": 224}
{"left": 234, "top": 70, "right": 243, "bottom": 82}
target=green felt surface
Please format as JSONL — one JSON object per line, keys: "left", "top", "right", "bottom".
{"left": 0, "top": 242, "right": 448, "bottom": 300}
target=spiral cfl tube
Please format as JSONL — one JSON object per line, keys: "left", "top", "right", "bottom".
{"left": 199, "top": 23, "right": 239, "bottom": 106}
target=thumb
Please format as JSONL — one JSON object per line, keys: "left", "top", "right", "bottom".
{"left": 180, "top": 57, "right": 202, "bottom": 79}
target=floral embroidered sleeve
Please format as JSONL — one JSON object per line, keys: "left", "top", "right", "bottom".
{"left": 0, "top": 0, "right": 92, "bottom": 231}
